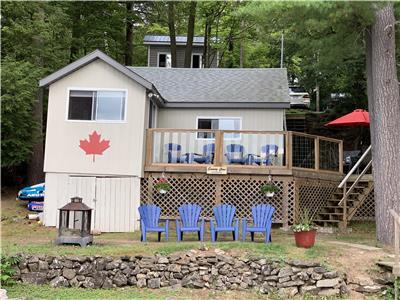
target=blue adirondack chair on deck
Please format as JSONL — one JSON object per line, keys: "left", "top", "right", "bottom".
{"left": 210, "top": 204, "right": 239, "bottom": 242}
{"left": 138, "top": 204, "right": 169, "bottom": 242}
{"left": 242, "top": 204, "right": 275, "bottom": 243}
{"left": 176, "top": 204, "right": 205, "bottom": 241}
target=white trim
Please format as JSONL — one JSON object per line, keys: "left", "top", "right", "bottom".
{"left": 65, "top": 87, "right": 128, "bottom": 123}
{"left": 195, "top": 116, "right": 242, "bottom": 140}
{"left": 191, "top": 53, "right": 202, "bottom": 68}
{"left": 157, "top": 52, "right": 171, "bottom": 68}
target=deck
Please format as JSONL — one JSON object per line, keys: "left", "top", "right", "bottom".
{"left": 145, "top": 129, "right": 343, "bottom": 177}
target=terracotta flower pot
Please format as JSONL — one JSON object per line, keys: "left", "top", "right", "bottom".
{"left": 294, "top": 230, "right": 317, "bottom": 248}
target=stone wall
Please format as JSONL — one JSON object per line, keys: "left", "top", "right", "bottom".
{"left": 13, "top": 249, "right": 347, "bottom": 298}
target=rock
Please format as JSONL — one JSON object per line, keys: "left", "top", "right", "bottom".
{"left": 50, "top": 276, "right": 69, "bottom": 288}
{"left": 113, "top": 273, "right": 127, "bottom": 287}
{"left": 21, "top": 272, "right": 47, "bottom": 284}
{"left": 69, "top": 277, "right": 81, "bottom": 288}
{"left": 0, "top": 289, "right": 7, "bottom": 300}
{"left": 265, "top": 275, "right": 278, "bottom": 282}
{"left": 278, "top": 280, "right": 305, "bottom": 288}
{"left": 137, "top": 278, "right": 147, "bottom": 288}
{"left": 278, "top": 287, "right": 298, "bottom": 298}
{"left": 193, "top": 280, "right": 205, "bottom": 289}
{"left": 278, "top": 276, "right": 291, "bottom": 283}
{"left": 157, "top": 257, "right": 169, "bottom": 264}
{"left": 46, "top": 269, "right": 62, "bottom": 279}
{"left": 128, "top": 276, "right": 137, "bottom": 286}
{"left": 313, "top": 267, "right": 326, "bottom": 273}
{"left": 77, "top": 263, "right": 94, "bottom": 275}
{"left": 62, "top": 260, "right": 73, "bottom": 269}
{"left": 76, "top": 275, "right": 86, "bottom": 281}
{"left": 148, "top": 278, "right": 161, "bottom": 289}
{"left": 28, "top": 263, "right": 39, "bottom": 272}
{"left": 288, "top": 260, "right": 319, "bottom": 268}
{"left": 323, "top": 271, "right": 338, "bottom": 279}
{"left": 300, "top": 285, "right": 319, "bottom": 294}
{"left": 93, "top": 272, "right": 106, "bottom": 288}
{"left": 38, "top": 261, "right": 49, "bottom": 272}
{"left": 106, "top": 261, "right": 120, "bottom": 270}
{"left": 102, "top": 278, "right": 113, "bottom": 289}
{"left": 355, "top": 285, "right": 385, "bottom": 293}
{"left": 62, "top": 268, "right": 76, "bottom": 280}
{"left": 298, "top": 272, "right": 309, "bottom": 281}
{"left": 316, "top": 278, "right": 340, "bottom": 288}
{"left": 311, "top": 273, "right": 323, "bottom": 280}
{"left": 168, "top": 264, "right": 181, "bottom": 273}
{"left": 278, "top": 267, "right": 293, "bottom": 278}
{"left": 318, "top": 288, "right": 340, "bottom": 296}
{"left": 82, "top": 277, "right": 96, "bottom": 288}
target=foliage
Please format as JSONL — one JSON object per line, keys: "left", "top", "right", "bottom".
{"left": 154, "top": 177, "right": 172, "bottom": 192}
{"left": 260, "top": 183, "right": 279, "bottom": 194}
{"left": 0, "top": 256, "right": 21, "bottom": 286}
{"left": 291, "top": 209, "right": 317, "bottom": 232}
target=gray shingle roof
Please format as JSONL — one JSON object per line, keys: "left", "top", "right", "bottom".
{"left": 144, "top": 35, "right": 204, "bottom": 46}
{"left": 129, "top": 67, "right": 290, "bottom": 108}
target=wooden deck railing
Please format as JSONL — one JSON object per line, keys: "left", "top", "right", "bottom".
{"left": 145, "top": 129, "right": 343, "bottom": 174}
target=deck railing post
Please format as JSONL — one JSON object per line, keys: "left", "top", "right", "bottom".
{"left": 339, "top": 140, "right": 344, "bottom": 174}
{"left": 145, "top": 129, "right": 154, "bottom": 167}
{"left": 214, "top": 131, "right": 223, "bottom": 166}
{"left": 286, "top": 132, "right": 293, "bottom": 169}
{"left": 315, "top": 137, "right": 320, "bottom": 171}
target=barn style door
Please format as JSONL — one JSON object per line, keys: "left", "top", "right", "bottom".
{"left": 67, "top": 176, "right": 137, "bottom": 232}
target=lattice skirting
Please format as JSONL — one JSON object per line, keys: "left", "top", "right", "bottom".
{"left": 140, "top": 173, "right": 374, "bottom": 225}
{"left": 353, "top": 188, "right": 375, "bottom": 221}
{"left": 295, "top": 179, "right": 339, "bottom": 222}
{"left": 141, "top": 173, "right": 296, "bottom": 224}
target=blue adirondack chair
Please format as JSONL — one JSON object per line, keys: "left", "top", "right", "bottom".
{"left": 138, "top": 204, "right": 169, "bottom": 242}
{"left": 193, "top": 144, "right": 215, "bottom": 164}
{"left": 242, "top": 204, "right": 275, "bottom": 243}
{"left": 176, "top": 204, "right": 205, "bottom": 241}
{"left": 225, "top": 144, "right": 246, "bottom": 164}
{"left": 164, "top": 143, "right": 192, "bottom": 163}
{"left": 210, "top": 204, "right": 239, "bottom": 242}
{"left": 253, "top": 145, "right": 279, "bottom": 166}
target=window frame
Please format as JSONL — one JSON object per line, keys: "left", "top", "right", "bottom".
{"left": 157, "top": 52, "right": 171, "bottom": 68}
{"left": 195, "top": 116, "right": 242, "bottom": 140}
{"left": 66, "top": 87, "right": 128, "bottom": 123}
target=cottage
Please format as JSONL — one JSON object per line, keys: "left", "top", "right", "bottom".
{"left": 39, "top": 49, "right": 344, "bottom": 233}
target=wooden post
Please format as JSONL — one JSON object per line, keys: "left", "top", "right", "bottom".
{"left": 214, "top": 131, "right": 223, "bottom": 166}
{"left": 282, "top": 181, "right": 289, "bottom": 230}
{"left": 215, "top": 177, "right": 222, "bottom": 205}
{"left": 145, "top": 129, "right": 154, "bottom": 167}
{"left": 342, "top": 182, "right": 347, "bottom": 229}
{"left": 339, "top": 140, "right": 344, "bottom": 174}
{"left": 286, "top": 132, "right": 293, "bottom": 169}
{"left": 315, "top": 137, "right": 320, "bottom": 171}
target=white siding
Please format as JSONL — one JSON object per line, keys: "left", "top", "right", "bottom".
{"left": 157, "top": 108, "right": 284, "bottom": 131}
{"left": 44, "top": 59, "right": 148, "bottom": 177}
{"left": 44, "top": 173, "right": 140, "bottom": 232}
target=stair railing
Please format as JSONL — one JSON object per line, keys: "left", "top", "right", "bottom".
{"left": 389, "top": 209, "right": 400, "bottom": 299}
{"left": 337, "top": 145, "right": 372, "bottom": 228}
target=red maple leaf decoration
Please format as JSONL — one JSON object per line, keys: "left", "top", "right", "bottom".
{"left": 79, "top": 131, "right": 110, "bottom": 162}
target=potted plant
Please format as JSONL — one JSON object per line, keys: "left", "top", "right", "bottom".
{"left": 291, "top": 209, "right": 317, "bottom": 248}
{"left": 154, "top": 177, "right": 171, "bottom": 194}
{"left": 260, "top": 183, "right": 279, "bottom": 197}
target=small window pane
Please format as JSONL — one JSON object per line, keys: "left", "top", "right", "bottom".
{"left": 192, "top": 55, "right": 201, "bottom": 68}
{"left": 68, "top": 91, "right": 94, "bottom": 120}
{"left": 159, "top": 54, "right": 166, "bottom": 67}
{"left": 96, "top": 91, "right": 125, "bottom": 121}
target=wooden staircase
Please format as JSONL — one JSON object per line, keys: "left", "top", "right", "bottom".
{"left": 314, "top": 145, "right": 373, "bottom": 228}
{"left": 314, "top": 179, "right": 373, "bottom": 227}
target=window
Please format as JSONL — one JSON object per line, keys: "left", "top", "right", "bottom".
{"left": 197, "top": 117, "right": 241, "bottom": 139}
{"left": 158, "top": 53, "right": 171, "bottom": 68}
{"left": 192, "top": 54, "right": 202, "bottom": 68}
{"left": 68, "top": 90, "right": 126, "bottom": 121}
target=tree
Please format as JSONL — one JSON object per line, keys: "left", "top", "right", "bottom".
{"left": 366, "top": 3, "right": 400, "bottom": 245}
{"left": 184, "top": 1, "right": 197, "bottom": 68}
{"left": 125, "top": 1, "right": 134, "bottom": 66}
{"left": 167, "top": 2, "right": 177, "bottom": 67}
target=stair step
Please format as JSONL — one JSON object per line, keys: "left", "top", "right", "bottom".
{"left": 318, "top": 212, "right": 343, "bottom": 216}
{"left": 314, "top": 219, "right": 341, "bottom": 223}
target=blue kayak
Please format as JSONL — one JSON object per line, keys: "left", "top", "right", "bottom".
{"left": 17, "top": 183, "right": 45, "bottom": 201}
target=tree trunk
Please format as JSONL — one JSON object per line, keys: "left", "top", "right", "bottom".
{"left": 184, "top": 1, "right": 197, "bottom": 68}
{"left": 168, "top": 2, "right": 177, "bottom": 68}
{"left": 125, "top": 1, "right": 134, "bottom": 66}
{"left": 367, "top": 3, "right": 400, "bottom": 245}
{"left": 27, "top": 88, "right": 44, "bottom": 185}
{"left": 202, "top": 18, "right": 209, "bottom": 68}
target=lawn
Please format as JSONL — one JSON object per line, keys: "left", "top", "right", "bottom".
{"left": 0, "top": 189, "right": 390, "bottom": 299}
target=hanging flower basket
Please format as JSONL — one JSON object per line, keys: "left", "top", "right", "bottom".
{"left": 261, "top": 183, "right": 279, "bottom": 198}
{"left": 154, "top": 177, "right": 171, "bottom": 194}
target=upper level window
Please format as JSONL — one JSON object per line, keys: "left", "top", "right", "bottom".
{"left": 197, "top": 117, "right": 241, "bottom": 139}
{"left": 68, "top": 90, "right": 126, "bottom": 121}
{"left": 192, "top": 54, "right": 202, "bottom": 68}
{"left": 158, "top": 53, "right": 171, "bottom": 68}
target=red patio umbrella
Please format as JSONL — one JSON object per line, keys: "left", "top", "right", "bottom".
{"left": 325, "top": 109, "right": 370, "bottom": 127}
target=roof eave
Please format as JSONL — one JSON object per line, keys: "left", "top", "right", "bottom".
{"left": 162, "top": 102, "right": 290, "bottom": 109}
{"left": 39, "top": 49, "right": 154, "bottom": 90}
{"left": 144, "top": 41, "right": 204, "bottom": 47}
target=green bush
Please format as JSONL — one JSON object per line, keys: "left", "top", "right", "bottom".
{"left": 0, "top": 256, "right": 21, "bottom": 286}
